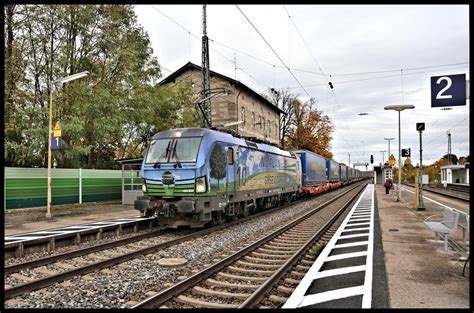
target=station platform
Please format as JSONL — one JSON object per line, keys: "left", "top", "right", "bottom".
{"left": 5, "top": 207, "right": 140, "bottom": 237}
{"left": 375, "top": 184, "right": 469, "bottom": 308}
{"left": 285, "top": 183, "right": 470, "bottom": 309}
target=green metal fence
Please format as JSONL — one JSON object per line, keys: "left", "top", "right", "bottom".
{"left": 5, "top": 167, "right": 122, "bottom": 210}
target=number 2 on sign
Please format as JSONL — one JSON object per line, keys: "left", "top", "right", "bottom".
{"left": 436, "top": 76, "right": 453, "bottom": 100}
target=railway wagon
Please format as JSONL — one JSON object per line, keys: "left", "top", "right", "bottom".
{"left": 339, "top": 163, "right": 348, "bottom": 184}
{"left": 293, "top": 150, "right": 329, "bottom": 195}
{"left": 135, "top": 128, "right": 301, "bottom": 228}
{"left": 326, "top": 159, "right": 342, "bottom": 189}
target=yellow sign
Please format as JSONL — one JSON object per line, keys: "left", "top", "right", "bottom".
{"left": 404, "top": 157, "right": 411, "bottom": 166}
{"left": 53, "top": 121, "right": 61, "bottom": 137}
{"left": 388, "top": 154, "right": 396, "bottom": 166}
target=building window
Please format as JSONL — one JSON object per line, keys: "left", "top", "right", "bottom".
{"left": 267, "top": 120, "right": 271, "bottom": 136}
{"left": 241, "top": 107, "right": 245, "bottom": 125}
{"left": 252, "top": 112, "right": 255, "bottom": 128}
{"left": 259, "top": 116, "right": 262, "bottom": 130}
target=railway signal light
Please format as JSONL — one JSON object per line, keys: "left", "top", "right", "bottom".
{"left": 329, "top": 82, "right": 333, "bottom": 89}
{"left": 370, "top": 155, "right": 374, "bottom": 164}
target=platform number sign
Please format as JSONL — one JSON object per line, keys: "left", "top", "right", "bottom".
{"left": 431, "top": 74, "right": 466, "bottom": 107}
{"left": 51, "top": 136, "right": 61, "bottom": 150}
{"left": 416, "top": 123, "right": 425, "bottom": 131}
{"left": 402, "top": 148, "right": 411, "bottom": 157}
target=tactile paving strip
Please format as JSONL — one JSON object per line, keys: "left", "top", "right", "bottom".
{"left": 283, "top": 184, "right": 375, "bottom": 308}
{"left": 5, "top": 216, "right": 154, "bottom": 245}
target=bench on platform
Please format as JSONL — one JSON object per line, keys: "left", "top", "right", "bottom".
{"left": 452, "top": 209, "right": 470, "bottom": 244}
{"left": 424, "top": 208, "right": 460, "bottom": 251}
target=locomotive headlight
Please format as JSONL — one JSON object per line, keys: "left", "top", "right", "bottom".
{"left": 142, "top": 183, "right": 147, "bottom": 193}
{"left": 195, "top": 176, "right": 207, "bottom": 193}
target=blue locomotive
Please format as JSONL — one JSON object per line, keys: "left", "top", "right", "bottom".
{"left": 135, "top": 127, "right": 368, "bottom": 228}
{"left": 135, "top": 128, "right": 301, "bottom": 228}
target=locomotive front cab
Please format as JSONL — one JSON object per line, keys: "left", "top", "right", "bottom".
{"left": 136, "top": 128, "right": 235, "bottom": 228}
{"left": 135, "top": 129, "right": 209, "bottom": 225}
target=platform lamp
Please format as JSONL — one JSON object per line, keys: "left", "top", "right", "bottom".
{"left": 384, "top": 137, "right": 394, "bottom": 163}
{"left": 384, "top": 104, "right": 415, "bottom": 202}
{"left": 46, "top": 71, "right": 89, "bottom": 219}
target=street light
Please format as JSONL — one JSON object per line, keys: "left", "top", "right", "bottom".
{"left": 46, "top": 71, "right": 89, "bottom": 219}
{"left": 384, "top": 137, "right": 395, "bottom": 162}
{"left": 379, "top": 150, "right": 387, "bottom": 164}
{"left": 384, "top": 104, "right": 415, "bottom": 202}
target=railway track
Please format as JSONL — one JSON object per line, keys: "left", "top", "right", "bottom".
{"left": 402, "top": 182, "right": 469, "bottom": 202}
{"left": 4, "top": 183, "right": 364, "bottom": 304}
{"left": 133, "top": 182, "right": 367, "bottom": 308}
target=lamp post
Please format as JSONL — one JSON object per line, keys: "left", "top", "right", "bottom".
{"left": 380, "top": 150, "right": 386, "bottom": 165}
{"left": 46, "top": 71, "right": 89, "bottom": 219}
{"left": 384, "top": 104, "right": 415, "bottom": 202}
{"left": 384, "top": 137, "right": 395, "bottom": 163}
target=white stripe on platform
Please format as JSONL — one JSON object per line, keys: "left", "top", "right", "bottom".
{"left": 338, "top": 233, "right": 370, "bottom": 239}
{"left": 299, "top": 286, "right": 365, "bottom": 307}
{"left": 333, "top": 241, "right": 369, "bottom": 249}
{"left": 315, "top": 265, "right": 366, "bottom": 279}
{"left": 341, "top": 227, "right": 370, "bottom": 233}
{"left": 326, "top": 251, "right": 367, "bottom": 261}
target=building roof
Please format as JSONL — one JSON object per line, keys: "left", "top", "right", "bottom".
{"left": 440, "top": 163, "right": 469, "bottom": 170}
{"left": 159, "top": 62, "right": 286, "bottom": 115}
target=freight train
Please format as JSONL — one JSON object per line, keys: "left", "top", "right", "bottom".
{"left": 135, "top": 128, "right": 371, "bottom": 228}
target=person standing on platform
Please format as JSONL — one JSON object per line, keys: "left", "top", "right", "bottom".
{"left": 384, "top": 178, "right": 393, "bottom": 194}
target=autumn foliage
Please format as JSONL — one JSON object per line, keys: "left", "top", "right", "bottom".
{"left": 283, "top": 98, "right": 334, "bottom": 159}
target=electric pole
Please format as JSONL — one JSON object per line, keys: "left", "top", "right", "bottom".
{"left": 447, "top": 131, "right": 452, "bottom": 164}
{"left": 201, "top": 5, "right": 211, "bottom": 128}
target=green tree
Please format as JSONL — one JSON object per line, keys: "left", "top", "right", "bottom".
{"left": 210, "top": 144, "right": 226, "bottom": 191}
{"left": 4, "top": 5, "right": 197, "bottom": 169}
{"left": 442, "top": 153, "right": 458, "bottom": 165}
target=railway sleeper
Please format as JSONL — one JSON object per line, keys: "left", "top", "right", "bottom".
{"left": 269, "top": 294, "right": 288, "bottom": 304}
{"left": 176, "top": 295, "right": 238, "bottom": 309}
{"left": 296, "top": 264, "right": 311, "bottom": 271}
{"left": 272, "top": 239, "right": 305, "bottom": 246}
{"left": 300, "top": 259, "right": 314, "bottom": 265}
{"left": 257, "top": 247, "right": 295, "bottom": 255}
{"left": 251, "top": 251, "right": 289, "bottom": 259}
{"left": 236, "top": 260, "right": 282, "bottom": 269}
{"left": 217, "top": 272, "right": 268, "bottom": 282}
{"left": 284, "top": 277, "right": 302, "bottom": 286}
{"left": 244, "top": 255, "right": 286, "bottom": 264}
{"left": 205, "top": 278, "right": 260, "bottom": 290}
{"left": 277, "top": 285, "right": 295, "bottom": 295}
{"left": 192, "top": 285, "right": 251, "bottom": 300}
{"left": 263, "top": 244, "right": 297, "bottom": 251}
{"left": 33, "top": 266, "right": 58, "bottom": 276}
{"left": 227, "top": 265, "right": 274, "bottom": 276}
{"left": 267, "top": 241, "right": 300, "bottom": 247}
{"left": 290, "top": 271, "right": 305, "bottom": 278}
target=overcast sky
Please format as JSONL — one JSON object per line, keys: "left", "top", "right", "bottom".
{"left": 133, "top": 4, "right": 469, "bottom": 169}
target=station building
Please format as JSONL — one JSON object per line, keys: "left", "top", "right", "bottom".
{"left": 440, "top": 163, "right": 470, "bottom": 185}
{"left": 159, "top": 62, "right": 285, "bottom": 145}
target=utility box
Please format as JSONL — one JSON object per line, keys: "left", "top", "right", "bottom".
{"left": 422, "top": 174, "right": 429, "bottom": 185}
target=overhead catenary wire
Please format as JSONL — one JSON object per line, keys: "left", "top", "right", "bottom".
{"left": 235, "top": 5, "right": 319, "bottom": 109}
{"left": 282, "top": 5, "right": 357, "bottom": 152}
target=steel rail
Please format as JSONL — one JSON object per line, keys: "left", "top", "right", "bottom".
{"left": 239, "top": 183, "right": 366, "bottom": 308}
{"left": 132, "top": 182, "right": 366, "bottom": 308}
{"left": 5, "top": 184, "right": 358, "bottom": 300}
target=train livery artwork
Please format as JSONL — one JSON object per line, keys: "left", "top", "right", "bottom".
{"left": 135, "top": 127, "right": 370, "bottom": 228}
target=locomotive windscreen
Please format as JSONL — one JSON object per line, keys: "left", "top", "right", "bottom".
{"left": 145, "top": 137, "right": 201, "bottom": 163}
